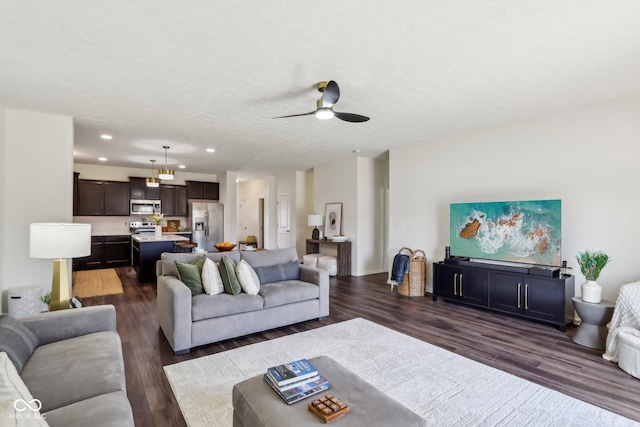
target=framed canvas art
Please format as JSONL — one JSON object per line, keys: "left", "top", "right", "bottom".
{"left": 449, "top": 199, "right": 561, "bottom": 266}
{"left": 324, "top": 203, "right": 342, "bottom": 237}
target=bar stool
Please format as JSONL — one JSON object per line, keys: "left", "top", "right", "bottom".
{"left": 173, "top": 242, "right": 186, "bottom": 252}
{"left": 179, "top": 242, "right": 198, "bottom": 253}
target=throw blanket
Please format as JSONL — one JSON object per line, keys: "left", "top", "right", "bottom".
{"left": 387, "top": 254, "right": 410, "bottom": 289}
{"left": 603, "top": 281, "right": 640, "bottom": 362}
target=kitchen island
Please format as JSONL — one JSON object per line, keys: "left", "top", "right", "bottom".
{"left": 132, "top": 234, "right": 189, "bottom": 284}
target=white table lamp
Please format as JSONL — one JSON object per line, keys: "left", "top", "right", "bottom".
{"left": 30, "top": 223, "right": 91, "bottom": 311}
{"left": 308, "top": 215, "right": 323, "bottom": 240}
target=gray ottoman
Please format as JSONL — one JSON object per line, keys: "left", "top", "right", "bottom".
{"left": 232, "top": 355, "right": 426, "bottom": 426}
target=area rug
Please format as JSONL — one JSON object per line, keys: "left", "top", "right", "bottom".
{"left": 71, "top": 268, "right": 124, "bottom": 298}
{"left": 163, "top": 318, "right": 635, "bottom": 427}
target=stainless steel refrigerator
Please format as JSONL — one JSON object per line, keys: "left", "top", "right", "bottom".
{"left": 189, "top": 202, "right": 224, "bottom": 252}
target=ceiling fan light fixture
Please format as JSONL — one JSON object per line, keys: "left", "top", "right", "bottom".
{"left": 158, "top": 145, "right": 174, "bottom": 180}
{"left": 315, "top": 108, "right": 334, "bottom": 120}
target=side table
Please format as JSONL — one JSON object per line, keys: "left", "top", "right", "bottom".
{"left": 571, "top": 297, "right": 615, "bottom": 350}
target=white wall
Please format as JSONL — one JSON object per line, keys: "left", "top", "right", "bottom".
{"left": 0, "top": 102, "right": 6, "bottom": 298}
{"left": 357, "top": 158, "right": 388, "bottom": 275}
{"left": 1, "top": 109, "right": 74, "bottom": 311}
{"left": 218, "top": 171, "right": 238, "bottom": 244}
{"left": 73, "top": 163, "right": 217, "bottom": 185}
{"left": 389, "top": 95, "right": 640, "bottom": 301}
{"left": 314, "top": 158, "right": 358, "bottom": 273}
{"left": 294, "top": 171, "right": 314, "bottom": 259}
{"left": 237, "top": 178, "right": 264, "bottom": 242}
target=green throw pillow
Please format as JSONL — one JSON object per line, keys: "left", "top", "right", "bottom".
{"left": 175, "top": 257, "right": 206, "bottom": 296}
{"left": 219, "top": 256, "right": 242, "bottom": 295}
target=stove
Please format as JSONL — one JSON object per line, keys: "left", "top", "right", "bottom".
{"left": 129, "top": 221, "right": 156, "bottom": 234}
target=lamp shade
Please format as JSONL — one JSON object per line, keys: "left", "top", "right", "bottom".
{"left": 30, "top": 223, "right": 91, "bottom": 259}
{"left": 308, "top": 215, "right": 323, "bottom": 227}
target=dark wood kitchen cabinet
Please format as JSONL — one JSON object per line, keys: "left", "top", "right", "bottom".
{"left": 187, "top": 180, "right": 219, "bottom": 200}
{"left": 76, "top": 179, "right": 130, "bottom": 216}
{"left": 103, "top": 181, "right": 130, "bottom": 215}
{"left": 161, "top": 185, "right": 188, "bottom": 217}
{"left": 73, "top": 235, "right": 131, "bottom": 270}
{"left": 130, "top": 177, "right": 161, "bottom": 200}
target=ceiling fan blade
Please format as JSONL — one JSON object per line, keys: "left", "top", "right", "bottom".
{"left": 322, "top": 81, "right": 340, "bottom": 106}
{"left": 272, "top": 111, "right": 316, "bottom": 119}
{"left": 334, "top": 111, "right": 370, "bottom": 123}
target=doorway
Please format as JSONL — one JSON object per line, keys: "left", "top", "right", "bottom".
{"left": 276, "top": 194, "right": 291, "bottom": 248}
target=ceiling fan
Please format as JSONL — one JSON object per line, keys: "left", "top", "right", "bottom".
{"left": 273, "top": 80, "right": 370, "bottom": 123}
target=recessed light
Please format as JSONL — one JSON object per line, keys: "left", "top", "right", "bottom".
{"left": 100, "top": 134, "right": 112, "bottom": 140}
{"left": 206, "top": 148, "right": 215, "bottom": 153}
{"left": 178, "top": 165, "right": 186, "bottom": 169}
{"left": 98, "top": 157, "right": 108, "bottom": 161}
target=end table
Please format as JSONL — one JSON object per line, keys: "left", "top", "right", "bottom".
{"left": 571, "top": 297, "right": 615, "bottom": 350}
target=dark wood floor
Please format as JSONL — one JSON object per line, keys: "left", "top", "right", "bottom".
{"left": 86, "top": 267, "right": 640, "bottom": 426}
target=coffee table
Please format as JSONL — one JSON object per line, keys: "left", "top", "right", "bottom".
{"left": 232, "top": 355, "right": 426, "bottom": 426}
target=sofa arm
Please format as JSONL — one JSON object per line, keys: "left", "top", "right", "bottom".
{"left": 157, "top": 275, "right": 193, "bottom": 354}
{"left": 17, "top": 305, "right": 116, "bottom": 346}
{"left": 300, "top": 265, "right": 330, "bottom": 318}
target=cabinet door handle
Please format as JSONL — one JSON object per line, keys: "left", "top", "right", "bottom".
{"left": 517, "top": 283, "right": 521, "bottom": 309}
{"left": 459, "top": 274, "right": 463, "bottom": 297}
{"left": 525, "top": 284, "right": 529, "bottom": 310}
{"left": 453, "top": 273, "right": 458, "bottom": 296}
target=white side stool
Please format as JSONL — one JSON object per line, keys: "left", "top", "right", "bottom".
{"left": 618, "top": 331, "right": 640, "bottom": 379}
{"left": 7, "top": 286, "right": 44, "bottom": 316}
{"left": 302, "top": 254, "right": 323, "bottom": 268}
{"left": 317, "top": 256, "right": 337, "bottom": 277}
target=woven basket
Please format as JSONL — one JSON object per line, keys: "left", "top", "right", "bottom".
{"left": 397, "top": 248, "right": 427, "bottom": 297}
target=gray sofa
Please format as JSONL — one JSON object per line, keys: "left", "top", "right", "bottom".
{"left": 11, "top": 305, "right": 134, "bottom": 426}
{"left": 157, "top": 247, "right": 330, "bottom": 354}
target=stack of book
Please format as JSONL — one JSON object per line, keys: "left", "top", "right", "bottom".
{"left": 263, "top": 358, "right": 330, "bottom": 405}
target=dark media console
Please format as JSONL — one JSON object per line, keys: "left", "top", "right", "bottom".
{"left": 433, "top": 260, "right": 574, "bottom": 331}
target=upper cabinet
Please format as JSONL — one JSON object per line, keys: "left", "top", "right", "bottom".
{"left": 161, "top": 185, "right": 188, "bottom": 217}
{"left": 129, "top": 177, "right": 160, "bottom": 200}
{"left": 76, "top": 179, "right": 130, "bottom": 216}
{"left": 187, "top": 180, "right": 219, "bottom": 200}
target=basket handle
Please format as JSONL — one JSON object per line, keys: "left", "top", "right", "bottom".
{"left": 398, "top": 247, "right": 413, "bottom": 255}
{"left": 411, "top": 249, "right": 426, "bottom": 259}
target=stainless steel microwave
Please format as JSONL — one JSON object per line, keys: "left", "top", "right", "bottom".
{"left": 130, "top": 199, "right": 161, "bottom": 215}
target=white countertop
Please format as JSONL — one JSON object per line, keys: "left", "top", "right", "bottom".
{"left": 132, "top": 234, "right": 190, "bottom": 243}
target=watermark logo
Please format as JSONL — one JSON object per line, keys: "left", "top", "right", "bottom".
{"left": 14, "top": 399, "right": 42, "bottom": 412}
{"left": 10, "top": 399, "right": 46, "bottom": 420}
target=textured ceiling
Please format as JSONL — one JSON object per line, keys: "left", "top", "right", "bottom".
{"left": 2, "top": 1, "right": 640, "bottom": 179}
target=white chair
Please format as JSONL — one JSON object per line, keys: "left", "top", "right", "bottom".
{"left": 618, "top": 331, "right": 640, "bottom": 379}
{"left": 302, "top": 254, "right": 323, "bottom": 268}
{"left": 603, "top": 281, "right": 640, "bottom": 379}
{"left": 317, "top": 256, "right": 337, "bottom": 277}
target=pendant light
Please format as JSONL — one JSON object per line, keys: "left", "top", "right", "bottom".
{"left": 146, "top": 160, "right": 160, "bottom": 187}
{"left": 158, "top": 145, "right": 174, "bottom": 180}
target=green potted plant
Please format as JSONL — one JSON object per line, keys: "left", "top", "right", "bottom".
{"left": 576, "top": 250, "right": 610, "bottom": 303}
{"left": 41, "top": 291, "right": 51, "bottom": 311}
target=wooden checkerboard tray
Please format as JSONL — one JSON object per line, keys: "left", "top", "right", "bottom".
{"left": 308, "top": 394, "right": 349, "bottom": 423}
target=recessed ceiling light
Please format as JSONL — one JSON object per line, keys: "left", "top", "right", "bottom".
{"left": 178, "top": 165, "right": 186, "bottom": 169}
{"left": 100, "top": 134, "right": 112, "bottom": 140}
{"left": 98, "top": 157, "right": 108, "bottom": 161}
{"left": 206, "top": 148, "right": 215, "bottom": 153}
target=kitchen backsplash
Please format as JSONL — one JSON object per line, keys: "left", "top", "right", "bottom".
{"left": 74, "top": 216, "right": 188, "bottom": 235}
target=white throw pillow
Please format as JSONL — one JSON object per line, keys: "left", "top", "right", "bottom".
{"left": 0, "top": 352, "right": 49, "bottom": 426}
{"left": 201, "top": 258, "right": 224, "bottom": 295}
{"left": 236, "top": 260, "right": 261, "bottom": 295}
